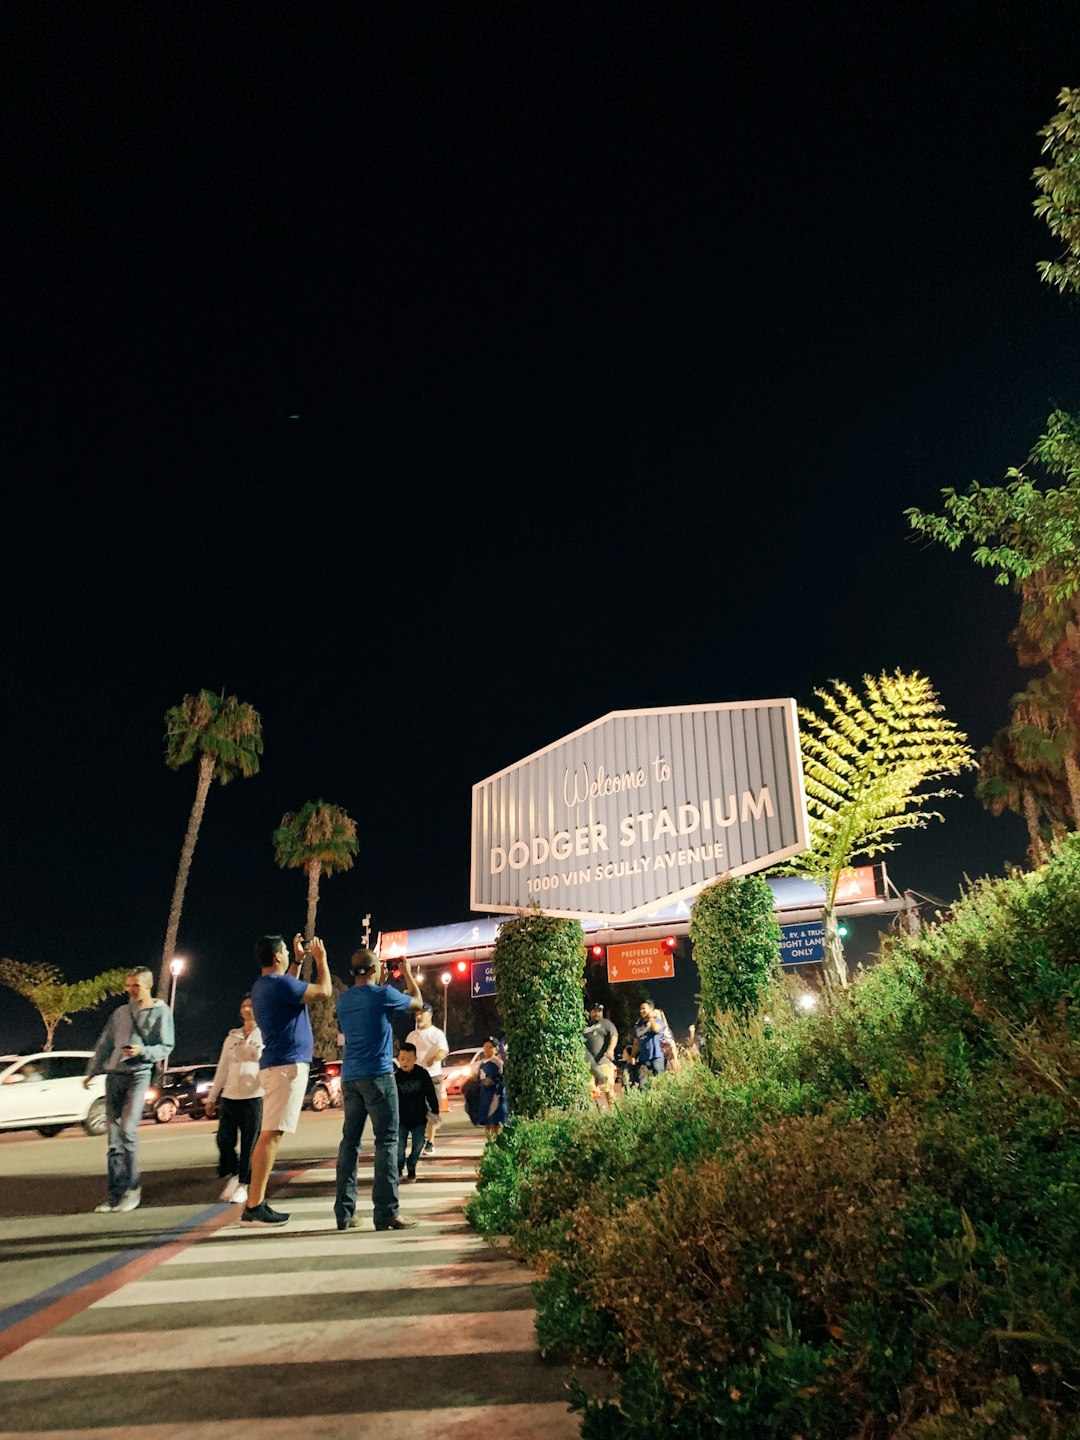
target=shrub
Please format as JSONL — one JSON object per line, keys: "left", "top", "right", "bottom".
{"left": 690, "top": 873, "right": 781, "bottom": 1065}
{"left": 492, "top": 908, "right": 593, "bottom": 1119}
{"left": 469, "top": 835, "right": 1080, "bottom": 1437}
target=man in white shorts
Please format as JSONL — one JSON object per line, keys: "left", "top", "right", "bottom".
{"left": 242, "top": 932, "right": 332, "bottom": 1226}
{"left": 406, "top": 1003, "right": 448, "bottom": 1156}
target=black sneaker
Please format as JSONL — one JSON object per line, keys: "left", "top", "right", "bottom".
{"left": 375, "top": 1215, "right": 418, "bottom": 1231}
{"left": 421, "top": 1141, "right": 435, "bottom": 1157}
{"left": 240, "top": 1203, "right": 289, "bottom": 1227}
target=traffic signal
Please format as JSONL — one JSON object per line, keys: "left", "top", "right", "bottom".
{"left": 662, "top": 935, "right": 677, "bottom": 952}
{"left": 455, "top": 959, "right": 468, "bottom": 975}
{"left": 589, "top": 943, "right": 605, "bottom": 962}
{"left": 837, "top": 922, "right": 849, "bottom": 939}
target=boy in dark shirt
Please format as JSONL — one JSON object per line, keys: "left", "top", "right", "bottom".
{"left": 394, "top": 1042, "right": 440, "bottom": 1181}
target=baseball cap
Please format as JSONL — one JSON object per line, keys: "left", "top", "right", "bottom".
{"left": 350, "top": 948, "right": 379, "bottom": 974}
{"left": 588, "top": 1001, "right": 604, "bottom": 1012}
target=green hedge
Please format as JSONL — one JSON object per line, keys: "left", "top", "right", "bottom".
{"left": 690, "top": 872, "right": 782, "bottom": 1064}
{"left": 492, "top": 908, "right": 593, "bottom": 1119}
{"left": 468, "top": 836, "right": 1080, "bottom": 1438}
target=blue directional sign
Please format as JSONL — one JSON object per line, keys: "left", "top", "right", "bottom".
{"left": 471, "top": 961, "right": 496, "bottom": 998}
{"left": 779, "top": 921, "right": 825, "bottom": 966}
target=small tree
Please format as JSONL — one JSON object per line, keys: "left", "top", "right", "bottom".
{"left": 780, "top": 671, "right": 974, "bottom": 989}
{"left": 689, "top": 874, "right": 780, "bottom": 1067}
{"left": 160, "top": 689, "right": 263, "bottom": 999}
{"left": 0, "top": 960, "right": 130, "bottom": 1051}
{"left": 492, "top": 909, "right": 593, "bottom": 1119}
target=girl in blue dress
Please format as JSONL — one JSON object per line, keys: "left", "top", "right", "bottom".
{"left": 475, "top": 1053, "right": 508, "bottom": 1140}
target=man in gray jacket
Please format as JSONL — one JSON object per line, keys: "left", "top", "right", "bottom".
{"left": 83, "top": 966, "right": 175, "bottom": 1213}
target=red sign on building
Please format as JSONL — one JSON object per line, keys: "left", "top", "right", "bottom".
{"left": 607, "top": 940, "right": 675, "bottom": 984}
{"left": 833, "top": 865, "right": 878, "bottom": 904}
{"left": 378, "top": 930, "right": 409, "bottom": 960}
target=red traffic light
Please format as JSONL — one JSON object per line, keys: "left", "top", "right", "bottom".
{"left": 589, "top": 944, "right": 605, "bottom": 960}
{"left": 455, "top": 960, "right": 468, "bottom": 975}
{"left": 662, "top": 935, "right": 677, "bottom": 951}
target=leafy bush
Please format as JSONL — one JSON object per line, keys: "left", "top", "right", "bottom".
{"left": 492, "top": 908, "right": 593, "bottom": 1119}
{"left": 470, "top": 835, "right": 1080, "bottom": 1438}
{"left": 690, "top": 873, "right": 781, "bottom": 1064}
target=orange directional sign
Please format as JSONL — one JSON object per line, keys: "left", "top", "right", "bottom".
{"left": 607, "top": 940, "right": 675, "bottom": 984}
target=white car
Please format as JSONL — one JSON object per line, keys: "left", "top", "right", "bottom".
{"left": 0, "top": 1051, "right": 107, "bottom": 1137}
{"left": 441, "top": 1047, "right": 484, "bottom": 1096}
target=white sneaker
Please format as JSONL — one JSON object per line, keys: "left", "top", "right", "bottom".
{"left": 94, "top": 1199, "right": 118, "bottom": 1213}
{"left": 231, "top": 1185, "right": 248, "bottom": 1205}
{"left": 115, "top": 1188, "right": 141, "bottom": 1213}
{"left": 220, "top": 1176, "right": 240, "bottom": 1201}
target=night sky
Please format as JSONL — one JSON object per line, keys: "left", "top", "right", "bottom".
{"left": 4, "top": 3, "right": 1079, "bottom": 1056}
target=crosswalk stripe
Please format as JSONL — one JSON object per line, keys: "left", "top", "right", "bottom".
{"left": 0, "top": 1400, "right": 581, "bottom": 1440}
{"left": 162, "top": 1232, "right": 487, "bottom": 1263}
{"left": 0, "top": 1308, "right": 538, "bottom": 1379}
{"left": 90, "top": 1258, "right": 526, "bottom": 1306}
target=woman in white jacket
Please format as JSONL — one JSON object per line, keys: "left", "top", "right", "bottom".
{"left": 204, "top": 996, "right": 264, "bottom": 1204}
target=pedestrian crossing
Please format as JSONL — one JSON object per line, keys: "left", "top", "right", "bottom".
{"left": 0, "top": 1130, "right": 593, "bottom": 1438}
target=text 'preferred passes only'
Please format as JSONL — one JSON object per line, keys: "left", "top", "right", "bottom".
{"left": 607, "top": 940, "right": 675, "bottom": 984}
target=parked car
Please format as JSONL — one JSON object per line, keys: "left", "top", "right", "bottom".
{"left": 304, "top": 1058, "right": 342, "bottom": 1111}
{"left": 441, "top": 1047, "right": 483, "bottom": 1097}
{"left": 142, "top": 1064, "right": 218, "bottom": 1124}
{"left": 0, "top": 1051, "right": 107, "bottom": 1137}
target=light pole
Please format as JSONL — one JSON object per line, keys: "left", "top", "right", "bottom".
{"left": 440, "top": 970, "right": 451, "bottom": 1038}
{"left": 168, "top": 955, "right": 186, "bottom": 1012}
{"left": 165, "top": 956, "right": 185, "bottom": 1073}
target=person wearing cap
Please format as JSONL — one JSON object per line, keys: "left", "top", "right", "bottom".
{"left": 582, "top": 1001, "right": 619, "bottom": 1108}
{"left": 405, "top": 1003, "right": 449, "bottom": 1157}
{"left": 334, "top": 948, "right": 423, "bottom": 1232}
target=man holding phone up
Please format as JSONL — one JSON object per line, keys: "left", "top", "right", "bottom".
{"left": 243, "top": 932, "right": 333, "bottom": 1227}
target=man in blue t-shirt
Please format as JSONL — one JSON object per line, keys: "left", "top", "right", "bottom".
{"left": 633, "top": 998, "right": 670, "bottom": 1087}
{"left": 243, "top": 933, "right": 332, "bottom": 1227}
{"left": 334, "top": 947, "right": 422, "bottom": 1232}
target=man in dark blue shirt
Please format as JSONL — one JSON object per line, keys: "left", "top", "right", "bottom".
{"left": 334, "top": 948, "right": 422, "bottom": 1232}
{"left": 633, "top": 998, "right": 670, "bottom": 1086}
{"left": 243, "top": 933, "right": 332, "bottom": 1227}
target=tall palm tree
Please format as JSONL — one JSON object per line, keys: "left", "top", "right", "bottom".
{"left": 975, "top": 727, "right": 1066, "bottom": 864}
{"left": 272, "top": 800, "right": 359, "bottom": 946}
{"left": 1009, "top": 672, "right": 1080, "bottom": 827}
{"left": 159, "top": 690, "right": 263, "bottom": 998}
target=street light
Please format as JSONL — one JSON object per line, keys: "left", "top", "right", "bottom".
{"left": 166, "top": 956, "right": 186, "bottom": 1073}
{"left": 440, "top": 970, "right": 452, "bottom": 1037}
{"left": 168, "top": 956, "right": 186, "bottom": 1012}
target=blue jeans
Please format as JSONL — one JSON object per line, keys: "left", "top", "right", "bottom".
{"left": 335, "top": 1074, "right": 399, "bottom": 1227}
{"left": 105, "top": 1071, "right": 150, "bottom": 1203}
{"left": 637, "top": 1054, "right": 666, "bottom": 1088}
{"left": 398, "top": 1122, "right": 426, "bottom": 1176}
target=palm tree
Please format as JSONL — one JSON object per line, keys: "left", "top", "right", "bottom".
{"left": 779, "top": 671, "right": 974, "bottom": 990}
{"left": 975, "top": 727, "right": 1067, "bottom": 864}
{"left": 1009, "top": 672, "right": 1080, "bottom": 827}
{"left": 0, "top": 959, "right": 130, "bottom": 1051}
{"left": 272, "top": 800, "right": 359, "bottom": 945}
{"left": 159, "top": 690, "right": 263, "bottom": 998}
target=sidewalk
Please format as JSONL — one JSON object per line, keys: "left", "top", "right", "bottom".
{"left": 0, "top": 1112, "right": 594, "bottom": 1439}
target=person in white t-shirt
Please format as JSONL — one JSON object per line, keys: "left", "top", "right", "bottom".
{"left": 204, "top": 995, "right": 264, "bottom": 1205}
{"left": 405, "top": 1004, "right": 448, "bottom": 1156}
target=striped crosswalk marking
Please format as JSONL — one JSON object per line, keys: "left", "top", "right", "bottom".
{"left": 0, "top": 1126, "right": 592, "bottom": 1438}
